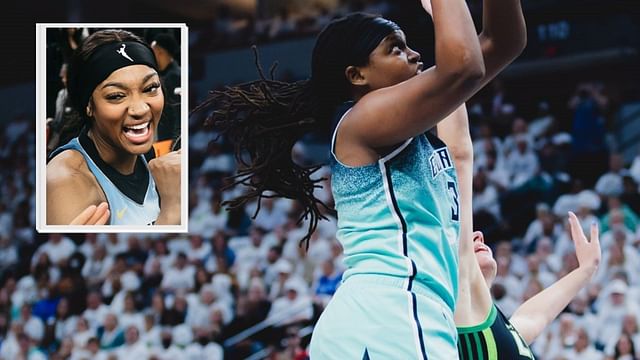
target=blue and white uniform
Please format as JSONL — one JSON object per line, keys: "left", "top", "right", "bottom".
{"left": 310, "top": 107, "right": 460, "bottom": 359}
{"left": 51, "top": 137, "right": 160, "bottom": 225}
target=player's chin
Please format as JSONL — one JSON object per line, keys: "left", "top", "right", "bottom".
{"left": 121, "top": 140, "right": 154, "bottom": 156}
{"left": 477, "top": 253, "right": 495, "bottom": 267}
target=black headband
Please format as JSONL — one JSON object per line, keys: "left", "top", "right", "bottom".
{"left": 311, "top": 14, "right": 401, "bottom": 102}
{"left": 77, "top": 41, "right": 158, "bottom": 111}
{"left": 349, "top": 17, "right": 401, "bottom": 65}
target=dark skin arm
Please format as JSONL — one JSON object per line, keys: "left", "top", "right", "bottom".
{"left": 335, "top": 0, "right": 485, "bottom": 166}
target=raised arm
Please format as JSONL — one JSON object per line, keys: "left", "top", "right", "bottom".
{"left": 436, "top": 0, "right": 526, "bottom": 325}
{"left": 428, "top": 0, "right": 527, "bottom": 92}
{"left": 509, "top": 212, "right": 600, "bottom": 344}
{"left": 476, "top": 0, "right": 527, "bottom": 86}
{"left": 438, "top": 105, "right": 493, "bottom": 326}
{"left": 342, "top": 0, "right": 485, "bottom": 149}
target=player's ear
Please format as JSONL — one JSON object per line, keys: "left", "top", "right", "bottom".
{"left": 345, "top": 66, "right": 367, "bottom": 86}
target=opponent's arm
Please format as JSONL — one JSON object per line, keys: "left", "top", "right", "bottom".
{"left": 342, "top": 0, "right": 485, "bottom": 149}
{"left": 438, "top": 105, "right": 493, "bottom": 326}
{"left": 509, "top": 212, "right": 600, "bottom": 344}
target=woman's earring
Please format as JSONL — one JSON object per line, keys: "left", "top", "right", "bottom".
{"left": 86, "top": 105, "right": 92, "bottom": 117}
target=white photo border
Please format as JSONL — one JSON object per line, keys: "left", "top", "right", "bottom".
{"left": 35, "top": 23, "right": 189, "bottom": 233}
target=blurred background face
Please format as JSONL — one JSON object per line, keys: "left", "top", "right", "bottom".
{"left": 472, "top": 231, "right": 497, "bottom": 285}
{"left": 104, "top": 314, "right": 117, "bottom": 331}
{"left": 125, "top": 326, "right": 139, "bottom": 344}
{"left": 90, "top": 64, "right": 164, "bottom": 156}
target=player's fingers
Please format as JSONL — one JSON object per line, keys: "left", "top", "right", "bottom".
{"left": 87, "top": 202, "right": 109, "bottom": 225}
{"left": 95, "top": 209, "right": 110, "bottom": 225}
{"left": 70, "top": 205, "right": 97, "bottom": 225}
{"left": 567, "top": 211, "right": 584, "bottom": 242}
{"left": 590, "top": 221, "right": 599, "bottom": 244}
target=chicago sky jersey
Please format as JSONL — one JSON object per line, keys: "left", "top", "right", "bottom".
{"left": 52, "top": 138, "right": 160, "bottom": 225}
{"left": 330, "top": 108, "right": 460, "bottom": 311}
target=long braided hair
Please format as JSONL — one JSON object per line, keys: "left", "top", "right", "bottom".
{"left": 192, "top": 13, "right": 400, "bottom": 248}
{"left": 192, "top": 48, "right": 328, "bottom": 249}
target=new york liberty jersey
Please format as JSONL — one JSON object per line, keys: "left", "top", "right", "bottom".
{"left": 310, "top": 108, "right": 461, "bottom": 359}
{"left": 330, "top": 108, "right": 460, "bottom": 311}
{"left": 52, "top": 138, "right": 160, "bottom": 225}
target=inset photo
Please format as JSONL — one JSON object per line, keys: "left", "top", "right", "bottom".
{"left": 36, "top": 24, "right": 188, "bottom": 232}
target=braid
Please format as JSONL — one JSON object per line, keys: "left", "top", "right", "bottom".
{"left": 191, "top": 47, "right": 330, "bottom": 249}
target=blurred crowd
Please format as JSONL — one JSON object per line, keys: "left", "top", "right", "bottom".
{"left": 190, "top": 0, "right": 395, "bottom": 52}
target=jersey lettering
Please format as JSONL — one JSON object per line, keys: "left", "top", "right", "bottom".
{"left": 430, "top": 148, "right": 453, "bottom": 177}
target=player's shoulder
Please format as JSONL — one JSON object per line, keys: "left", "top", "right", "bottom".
{"left": 47, "top": 149, "right": 99, "bottom": 194}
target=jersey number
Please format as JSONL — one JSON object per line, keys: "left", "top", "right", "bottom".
{"left": 447, "top": 181, "right": 459, "bottom": 221}
{"left": 508, "top": 326, "right": 535, "bottom": 359}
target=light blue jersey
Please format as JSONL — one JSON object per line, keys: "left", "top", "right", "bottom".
{"left": 310, "top": 107, "right": 460, "bottom": 359}
{"left": 331, "top": 108, "right": 460, "bottom": 310}
{"left": 52, "top": 138, "right": 160, "bottom": 225}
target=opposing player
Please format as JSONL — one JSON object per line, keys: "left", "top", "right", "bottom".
{"left": 440, "top": 105, "right": 600, "bottom": 360}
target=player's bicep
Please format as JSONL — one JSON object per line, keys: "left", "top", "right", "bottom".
{"left": 346, "top": 66, "right": 481, "bottom": 149}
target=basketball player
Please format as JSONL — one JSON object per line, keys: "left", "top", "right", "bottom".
{"left": 440, "top": 103, "right": 601, "bottom": 359}
{"left": 47, "top": 29, "right": 181, "bottom": 225}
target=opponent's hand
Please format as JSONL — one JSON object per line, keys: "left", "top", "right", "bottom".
{"left": 421, "top": 0, "right": 433, "bottom": 16}
{"left": 70, "top": 202, "right": 110, "bottom": 225}
{"left": 568, "top": 211, "right": 600, "bottom": 275}
{"left": 149, "top": 149, "right": 181, "bottom": 225}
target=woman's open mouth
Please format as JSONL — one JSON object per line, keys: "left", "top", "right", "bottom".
{"left": 123, "top": 121, "right": 152, "bottom": 144}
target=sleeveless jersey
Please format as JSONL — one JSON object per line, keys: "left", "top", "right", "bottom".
{"left": 330, "top": 107, "right": 460, "bottom": 311}
{"left": 52, "top": 138, "right": 160, "bottom": 225}
{"left": 457, "top": 305, "right": 536, "bottom": 360}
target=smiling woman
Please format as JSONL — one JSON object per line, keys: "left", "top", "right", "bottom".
{"left": 46, "top": 29, "right": 181, "bottom": 226}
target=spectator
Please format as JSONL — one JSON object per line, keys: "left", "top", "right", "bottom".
{"left": 607, "top": 332, "right": 637, "bottom": 360}
{"left": 69, "top": 337, "right": 108, "bottom": 360}
{"left": 81, "top": 244, "right": 112, "bottom": 289}
{"left": 33, "top": 234, "right": 76, "bottom": 267}
{"left": 505, "top": 134, "right": 540, "bottom": 189}
{"left": 595, "top": 154, "right": 626, "bottom": 197}
{"left": 521, "top": 203, "right": 561, "bottom": 254}
{"left": 185, "top": 235, "right": 211, "bottom": 265}
{"left": 82, "top": 292, "right": 109, "bottom": 331}
{"left": 118, "top": 292, "right": 145, "bottom": 332}
{"left": 151, "top": 33, "right": 182, "bottom": 142}
{"left": 161, "top": 253, "right": 195, "bottom": 293}
{"left": 620, "top": 176, "right": 640, "bottom": 217}
{"left": 312, "top": 260, "right": 342, "bottom": 305}
{"left": 96, "top": 313, "right": 124, "bottom": 350}
{"left": 562, "top": 326, "right": 605, "bottom": 360}
{"left": 114, "top": 325, "right": 149, "bottom": 359}
{"left": 568, "top": 82, "right": 609, "bottom": 186}
{"left": 266, "top": 278, "right": 313, "bottom": 327}
{"left": 70, "top": 317, "right": 93, "bottom": 350}
{"left": 596, "top": 280, "right": 640, "bottom": 348}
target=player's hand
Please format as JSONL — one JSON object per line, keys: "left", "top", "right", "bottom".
{"left": 421, "top": 0, "right": 433, "bottom": 16}
{"left": 568, "top": 211, "right": 600, "bottom": 275}
{"left": 70, "top": 202, "right": 110, "bottom": 225}
{"left": 149, "top": 150, "right": 181, "bottom": 224}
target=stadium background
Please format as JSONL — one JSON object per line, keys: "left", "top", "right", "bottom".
{"left": 0, "top": 0, "right": 640, "bottom": 359}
